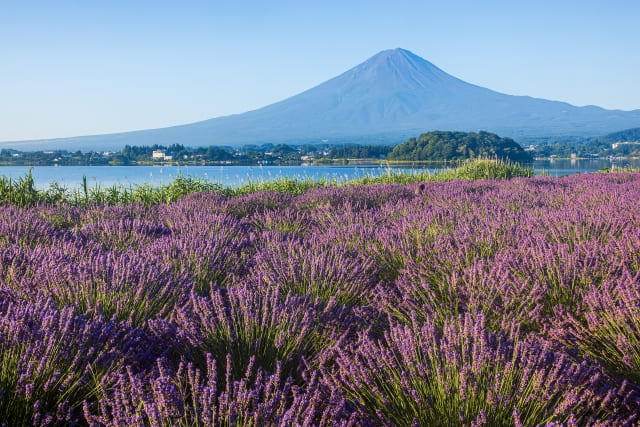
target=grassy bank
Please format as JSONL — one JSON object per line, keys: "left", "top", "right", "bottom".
{"left": 0, "top": 159, "right": 533, "bottom": 206}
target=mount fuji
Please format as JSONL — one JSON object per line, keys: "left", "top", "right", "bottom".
{"left": 4, "top": 48, "right": 640, "bottom": 150}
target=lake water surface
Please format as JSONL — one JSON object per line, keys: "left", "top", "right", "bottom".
{"left": 1, "top": 159, "right": 638, "bottom": 190}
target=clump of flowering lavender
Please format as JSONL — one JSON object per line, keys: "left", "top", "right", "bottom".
{"left": 331, "top": 312, "right": 635, "bottom": 426}
{"left": 378, "top": 253, "right": 547, "bottom": 334}
{"left": 250, "top": 206, "right": 314, "bottom": 235}
{"left": 225, "top": 191, "right": 294, "bottom": 218}
{"left": 76, "top": 202, "right": 158, "bottom": 232}
{"left": 77, "top": 214, "right": 171, "bottom": 252}
{"left": 294, "top": 183, "right": 416, "bottom": 212}
{"left": 0, "top": 205, "right": 74, "bottom": 247}
{"left": 148, "top": 214, "right": 253, "bottom": 294}
{"left": 550, "top": 270, "right": 640, "bottom": 385}
{"left": 86, "top": 355, "right": 361, "bottom": 426}
{"left": 248, "top": 234, "right": 378, "bottom": 306}
{"left": 173, "top": 282, "right": 345, "bottom": 384}
{"left": 0, "top": 297, "right": 157, "bottom": 425}
{"left": 36, "top": 203, "right": 83, "bottom": 230}
{"left": 160, "top": 204, "right": 249, "bottom": 242}
{"left": 4, "top": 241, "right": 192, "bottom": 325}
{"left": 163, "top": 191, "right": 229, "bottom": 216}
{"left": 501, "top": 236, "right": 625, "bottom": 316}
{"left": 307, "top": 201, "right": 396, "bottom": 256}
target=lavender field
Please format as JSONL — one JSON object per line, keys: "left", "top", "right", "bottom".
{"left": 2, "top": 172, "right": 640, "bottom": 426}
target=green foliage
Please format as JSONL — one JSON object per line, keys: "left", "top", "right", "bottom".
{"left": 533, "top": 127, "right": 640, "bottom": 158}
{"left": 0, "top": 149, "right": 112, "bottom": 166}
{"left": 450, "top": 158, "right": 534, "bottom": 180}
{"left": 599, "top": 165, "right": 640, "bottom": 173}
{"left": 591, "top": 127, "right": 640, "bottom": 145}
{"left": 228, "top": 176, "right": 327, "bottom": 196}
{"left": 324, "top": 145, "right": 393, "bottom": 159}
{"left": 388, "top": 131, "right": 533, "bottom": 162}
{"left": 0, "top": 159, "right": 533, "bottom": 207}
{"left": 0, "top": 170, "right": 39, "bottom": 207}
{"left": 350, "top": 159, "right": 533, "bottom": 186}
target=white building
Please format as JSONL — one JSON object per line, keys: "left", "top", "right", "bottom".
{"left": 612, "top": 141, "right": 640, "bottom": 150}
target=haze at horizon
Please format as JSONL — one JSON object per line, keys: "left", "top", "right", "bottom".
{"left": 1, "top": 0, "right": 639, "bottom": 142}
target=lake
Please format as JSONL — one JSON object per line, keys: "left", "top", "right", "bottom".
{"left": 0, "top": 158, "right": 638, "bottom": 190}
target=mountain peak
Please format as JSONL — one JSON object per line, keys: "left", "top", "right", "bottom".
{"left": 359, "top": 48, "right": 438, "bottom": 70}
{"left": 332, "top": 48, "right": 461, "bottom": 97}
{"left": 345, "top": 48, "right": 452, "bottom": 87}
{"left": 371, "top": 47, "right": 415, "bottom": 57}
{"left": 373, "top": 47, "right": 411, "bottom": 56}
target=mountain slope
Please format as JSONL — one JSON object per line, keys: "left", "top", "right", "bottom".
{"left": 591, "top": 127, "right": 640, "bottom": 144}
{"left": 4, "top": 48, "right": 640, "bottom": 150}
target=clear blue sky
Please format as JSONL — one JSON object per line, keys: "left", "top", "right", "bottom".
{"left": 1, "top": 0, "right": 639, "bottom": 141}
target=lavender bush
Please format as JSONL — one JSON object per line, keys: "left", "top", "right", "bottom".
{"left": 248, "top": 234, "right": 378, "bottom": 306}
{"left": 85, "top": 355, "right": 361, "bottom": 426}
{"left": 173, "top": 283, "right": 346, "bottom": 383}
{"left": 331, "top": 312, "right": 638, "bottom": 426}
{"left": 0, "top": 298, "right": 159, "bottom": 425}
{"left": 551, "top": 270, "right": 640, "bottom": 384}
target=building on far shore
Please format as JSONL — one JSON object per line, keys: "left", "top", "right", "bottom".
{"left": 612, "top": 141, "right": 640, "bottom": 150}
{"left": 152, "top": 150, "right": 172, "bottom": 161}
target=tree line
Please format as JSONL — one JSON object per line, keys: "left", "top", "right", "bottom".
{"left": 0, "top": 143, "right": 395, "bottom": 166}
{"left": 3, "top": 128, "right": 636, "bottom": 166}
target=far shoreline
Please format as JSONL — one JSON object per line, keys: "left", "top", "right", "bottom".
{"left": 3, "top": 156, "right": 639, "bottom": 168}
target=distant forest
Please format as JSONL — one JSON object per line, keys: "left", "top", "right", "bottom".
{"left": 533, "top": 127, "right": 640, "bottom": 158}
{"left": 388, "top": 131, "right": 533, "bottom": 162}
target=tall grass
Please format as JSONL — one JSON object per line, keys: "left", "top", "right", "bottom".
{"left": 350, "top": 158, "right": 534, "bottom": 185}
{"left": 0, "top": 170, "right": 39, "bottom": 206}
{"left": 0, "top": 159, "right": 533, "bottom": 206}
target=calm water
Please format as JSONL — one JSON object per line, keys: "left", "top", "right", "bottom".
{"left": 0, "top": 159, "right": 638, "bottom": 190}
{"left": 0, "top": 164, "right": 434, "bottom": 190}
